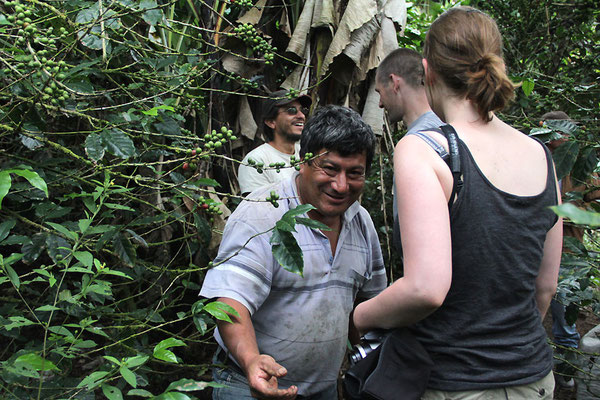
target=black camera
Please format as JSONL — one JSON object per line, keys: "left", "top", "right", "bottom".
{"left": 348, "top": 330, "right": 387, "bottom": 366}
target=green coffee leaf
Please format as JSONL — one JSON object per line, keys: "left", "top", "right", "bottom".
{"left": 165, "top": 378, "right": 222, "bottom": 392}
{"left": 0, "top": 171, "right": 10, "bottom": 209}
{"left": 127, "top": 389, "right": 154, "bottom": 397}
{"left": 77, "top": 370, "right": 109, "bottom": 389}
{"left": 102, "top": 384, "right": 124, "bottom": 400}
{"left": 10, "top": 168, "right": 48, "bottom": 198}
{"left": 14, "top": 353, "right": 59, "bottom": 371}
{"left": 270, "top": 229, "right": 304, "bottom": 276}
{"left": 124, "top": 355, "right": 149, "bottom": 368}
{"left": 552, "top": 140, "right": 579, "bottom": 181}
{"left": 120, "top": 366, "right": 137, "bottom": 387}
{"left": 202, "top": 301, "right": 238, "bottom": 323}
{"left": 1, "top": 254, "right": 20, "bottom": 289}
{"left": 141, "top": 105, "right": 175, "bottom": 116}
{"left": 551, "top": 203, "right": 600, "bottom": 227}
{"left": 153, "top": 392, "right": 191, "bottom": 400}
{"left": 153, "top": 349, "right": 179, "bottom": 363}
{"left": 154, "top": 338, "right": 186, "bottom": 352}
{"left": 521, "top": 78, "right": 534, "bottom": 96}
{"left": 295, "top": 217, "right": 331, "bottom": 231}
{"left": 46, "top": 222, "right": 78, "bottom": 241}
{"left": 73, "top": 251, "right": 94, "bottom": 268}
{"left": 101, "top": 129, "right": 135, "bottom": 159}
{"left": 113, "top": 233, "right": 136, "bottom": 266}
{"left": 85, "top": 133, "right": 105, "bottom": 161}
{"left": 0, "top": 219, "right": 16, "bottom": 242}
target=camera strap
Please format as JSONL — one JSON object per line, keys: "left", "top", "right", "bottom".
{"left": 439, "top": 124, "right": 463, "bottom": 209}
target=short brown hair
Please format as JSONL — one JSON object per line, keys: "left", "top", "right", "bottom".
{"left": 423, "top": 6, "right": 516, "bottom": 122}
{"left": 376, "top": 48, "right": 424, "bottom": 88}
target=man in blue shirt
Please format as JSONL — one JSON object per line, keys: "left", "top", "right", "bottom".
{"left": 201, "top": 105, "right": 387, "bottom": 399}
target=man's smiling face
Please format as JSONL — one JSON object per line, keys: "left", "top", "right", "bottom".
{"left": 298, "top": 149, "right": 367, "bottom": 222}
{"left": 266, "top": 100, "right": 307, "bottom": 142}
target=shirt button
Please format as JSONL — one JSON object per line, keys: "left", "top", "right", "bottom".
{"left": 539, "top": 388, "right": 545, "bottom": 396}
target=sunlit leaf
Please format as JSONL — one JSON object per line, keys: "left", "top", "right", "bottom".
{"left": 4, "top": 316, "right": 35, "bottom": 330}
{"left": 10, "top": 168, "right": 48, "bottom": 198}
{"left": 77, "top": 371, "right": 109, "bottom": 389}
{"left": 141, "top": 105, "right": 175, "bottom": 116}
{"left": 124, "top": 355, "right": 149, "bottom": 368}
{"left": 73, "top": 251, "right": 94, "bottom": 268}
{"left": 120, "top": 366, "right": 137, "bottom": 388}
{"left": 551, "top": 203, "right": 600, "bottom": 227}
{"left": 165, "top": 378, "right": 222, "bottom": 392}
{"left": 202, "top": 301, "right": 238, "bottom": 323}
{"left": 521, "top": 78, "right": 534, "bottom": 96}
{"left": 154, "top": 338, "right": 186, "bottom": 352}
{"left": 153, "top": 349, "right": 179, "bottom": 363}
{"left": 15, "top": 353, "right": 59, "bottom": 371}
{"left": 0, "top": 171, "right": 10, "bottom": 209}
{"left": 127, "top": 388, "right": 154, "bottom": 397}
{"left": 36, "top": 305, "right": 62, "bottom": 312}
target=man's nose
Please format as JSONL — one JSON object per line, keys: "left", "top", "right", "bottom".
{"left": 331, "top": 173, "right": 349, "bottom": 193}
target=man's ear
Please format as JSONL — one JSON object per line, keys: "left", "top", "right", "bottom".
{"left": 390, "top": 73, "right": 403, "bottom": 92}
{"left": 264, "top": 119, "right": 276, "bottom": 130}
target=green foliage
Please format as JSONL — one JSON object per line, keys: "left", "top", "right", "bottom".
{"left": 0, "top": 0, "right": 292, "bottom": 397}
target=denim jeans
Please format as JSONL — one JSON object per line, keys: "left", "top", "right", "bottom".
{"left": 550, "top": 298, "right": 580, "bottom": 348}
{"left": 211, "top": 351, "right": 338, "bottom": 400}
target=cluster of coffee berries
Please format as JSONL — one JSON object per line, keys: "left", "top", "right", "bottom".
{"left": 203, "top": 126, "right": 237, "bottom": 150}
{"left": 289, "top": 155, "right": 301, "bottom": 171}
{"left": 198, "top": 196, "right": 223, "bottom": 215}
{"left": 232, "top": 23, "right": 275, "bottom": 65}
{"left": 246, "top": 158, "right": 264, "bottom": 174}
{"left": 224, "top": 73, "right": 259, "bottom": 91}
{"left": 268, "top": 161, "right": 286, "bottom": 173}
{"left": 228, "top": 0, "right": 254, "bottom": 6}
{"left": 265, "top": 190, "right": 280, "bottom": 208}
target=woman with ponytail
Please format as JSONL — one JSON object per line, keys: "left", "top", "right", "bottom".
{"left": 354, "top": 7, "right": 562, "bottom": 398}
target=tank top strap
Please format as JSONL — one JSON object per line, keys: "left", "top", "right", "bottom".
{"left": 406, "top": 129, "right": 449, "bottom": 160}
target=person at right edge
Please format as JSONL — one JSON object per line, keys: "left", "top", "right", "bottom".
{"left": 354, "top": 6, "right": 563, "bottom": 400}
{"left": 543, "top": 111, "right": 600, "bottom": 388}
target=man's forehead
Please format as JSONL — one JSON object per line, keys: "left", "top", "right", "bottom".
{"left": 316, "top": 149, "right": 367, "bottom": 166}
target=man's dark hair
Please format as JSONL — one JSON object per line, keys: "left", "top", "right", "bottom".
{"left": 300, "top": 105, "right": 376, "bottom": 172}
{"left": 376, "top": 48, "right": 424, "bottom": 88}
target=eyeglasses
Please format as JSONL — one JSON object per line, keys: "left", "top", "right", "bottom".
{"left": 280, "top": 106, "right": 309, "bottom": 116}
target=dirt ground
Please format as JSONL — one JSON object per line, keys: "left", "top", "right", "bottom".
{"left": 544, "top": 308, "right": 600, "bottom": 400}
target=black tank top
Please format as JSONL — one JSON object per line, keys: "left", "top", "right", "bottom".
{"left": 411, "top": 137, "right": 558, "bottom": 390}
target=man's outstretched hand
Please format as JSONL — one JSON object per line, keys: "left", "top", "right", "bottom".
{"left": 246, "top": 354, "right": 298, "bottom": 399}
